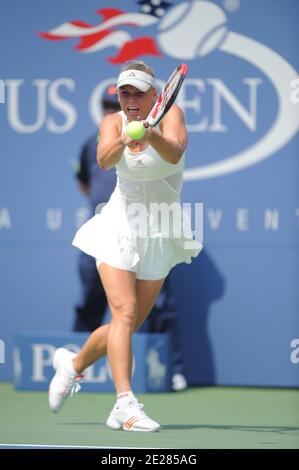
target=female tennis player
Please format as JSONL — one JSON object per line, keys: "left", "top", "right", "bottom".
{"left": 49, "top": 61, "right": 202, "bottom": 432}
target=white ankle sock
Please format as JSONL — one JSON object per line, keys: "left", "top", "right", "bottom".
{"left": 116, "top": 391, "right": 135, "bottom": 405}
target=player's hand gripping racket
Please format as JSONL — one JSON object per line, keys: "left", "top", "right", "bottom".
{"left": 144, "top": 63, "right": 188, "bottom": 128}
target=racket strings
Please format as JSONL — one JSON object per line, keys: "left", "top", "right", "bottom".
{"left": 145, "top": 64, "right": 187, "bottom": 127}
{"left": 154, "top": 72, "right": 181, "bottom": 120}
{"left": 161, "top": 72, "right": 181, "bottom": 107}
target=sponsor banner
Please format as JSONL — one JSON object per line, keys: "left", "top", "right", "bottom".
{"left": 13, "top": 332, "right": 172, "bottom": 392}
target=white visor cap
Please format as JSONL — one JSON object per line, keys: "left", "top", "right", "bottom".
{"left": 117, "top": 70, "right": 154, "bottom": 92}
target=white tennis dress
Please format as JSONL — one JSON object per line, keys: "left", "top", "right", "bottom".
{"left": 72, "top": 111, "right": 202, "bottom": 280}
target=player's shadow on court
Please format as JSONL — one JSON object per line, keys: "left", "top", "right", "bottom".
{"left": 60, "top": 422, "right": 299, "bottom": 436}
{"left": 172, "top": 249, "right": 225, "bottom": 385}
{"left": 162, "top": 424, "right": 299, "bottom": 434}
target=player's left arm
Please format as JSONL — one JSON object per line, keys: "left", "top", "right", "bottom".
{"left": 146, "top": 105, "right": 188, "bottom": 164}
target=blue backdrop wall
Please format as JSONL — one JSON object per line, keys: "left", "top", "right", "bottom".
{"left": 1, "top": 0, "right": 299, "bottom": 386}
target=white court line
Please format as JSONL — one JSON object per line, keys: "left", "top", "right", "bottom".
{"left": 0, "top": 443, "right": 152, "bottom": 449}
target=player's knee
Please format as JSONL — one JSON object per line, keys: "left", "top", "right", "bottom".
{"left": 111, "top": 299, "right": 137, "bottom": 330}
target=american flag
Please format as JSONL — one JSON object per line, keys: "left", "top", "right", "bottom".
{"left": 39, "top": 1, "right": 173, "bottom": 64}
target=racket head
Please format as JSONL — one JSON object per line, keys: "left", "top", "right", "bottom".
{"left": 144, "top": 63, "right": 188, "bottom": 128}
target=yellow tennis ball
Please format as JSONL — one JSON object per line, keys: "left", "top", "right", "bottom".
{"left": 126, "top": 121, "right": 145, "bottom": 140}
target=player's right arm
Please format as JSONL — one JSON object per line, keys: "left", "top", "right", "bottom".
{"left": 97, "top": 113, "right": 132, "bottom": 169}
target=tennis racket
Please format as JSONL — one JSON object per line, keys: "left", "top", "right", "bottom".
{"left": 143, "top": 63, "right": 188, "bottom": 129}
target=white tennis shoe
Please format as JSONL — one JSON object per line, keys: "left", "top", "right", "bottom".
{"left": 48, "top": 348, "right": 83, "bottom": 413}
{"left": 106, "top": 395, "right": 160, "bottom": 432}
